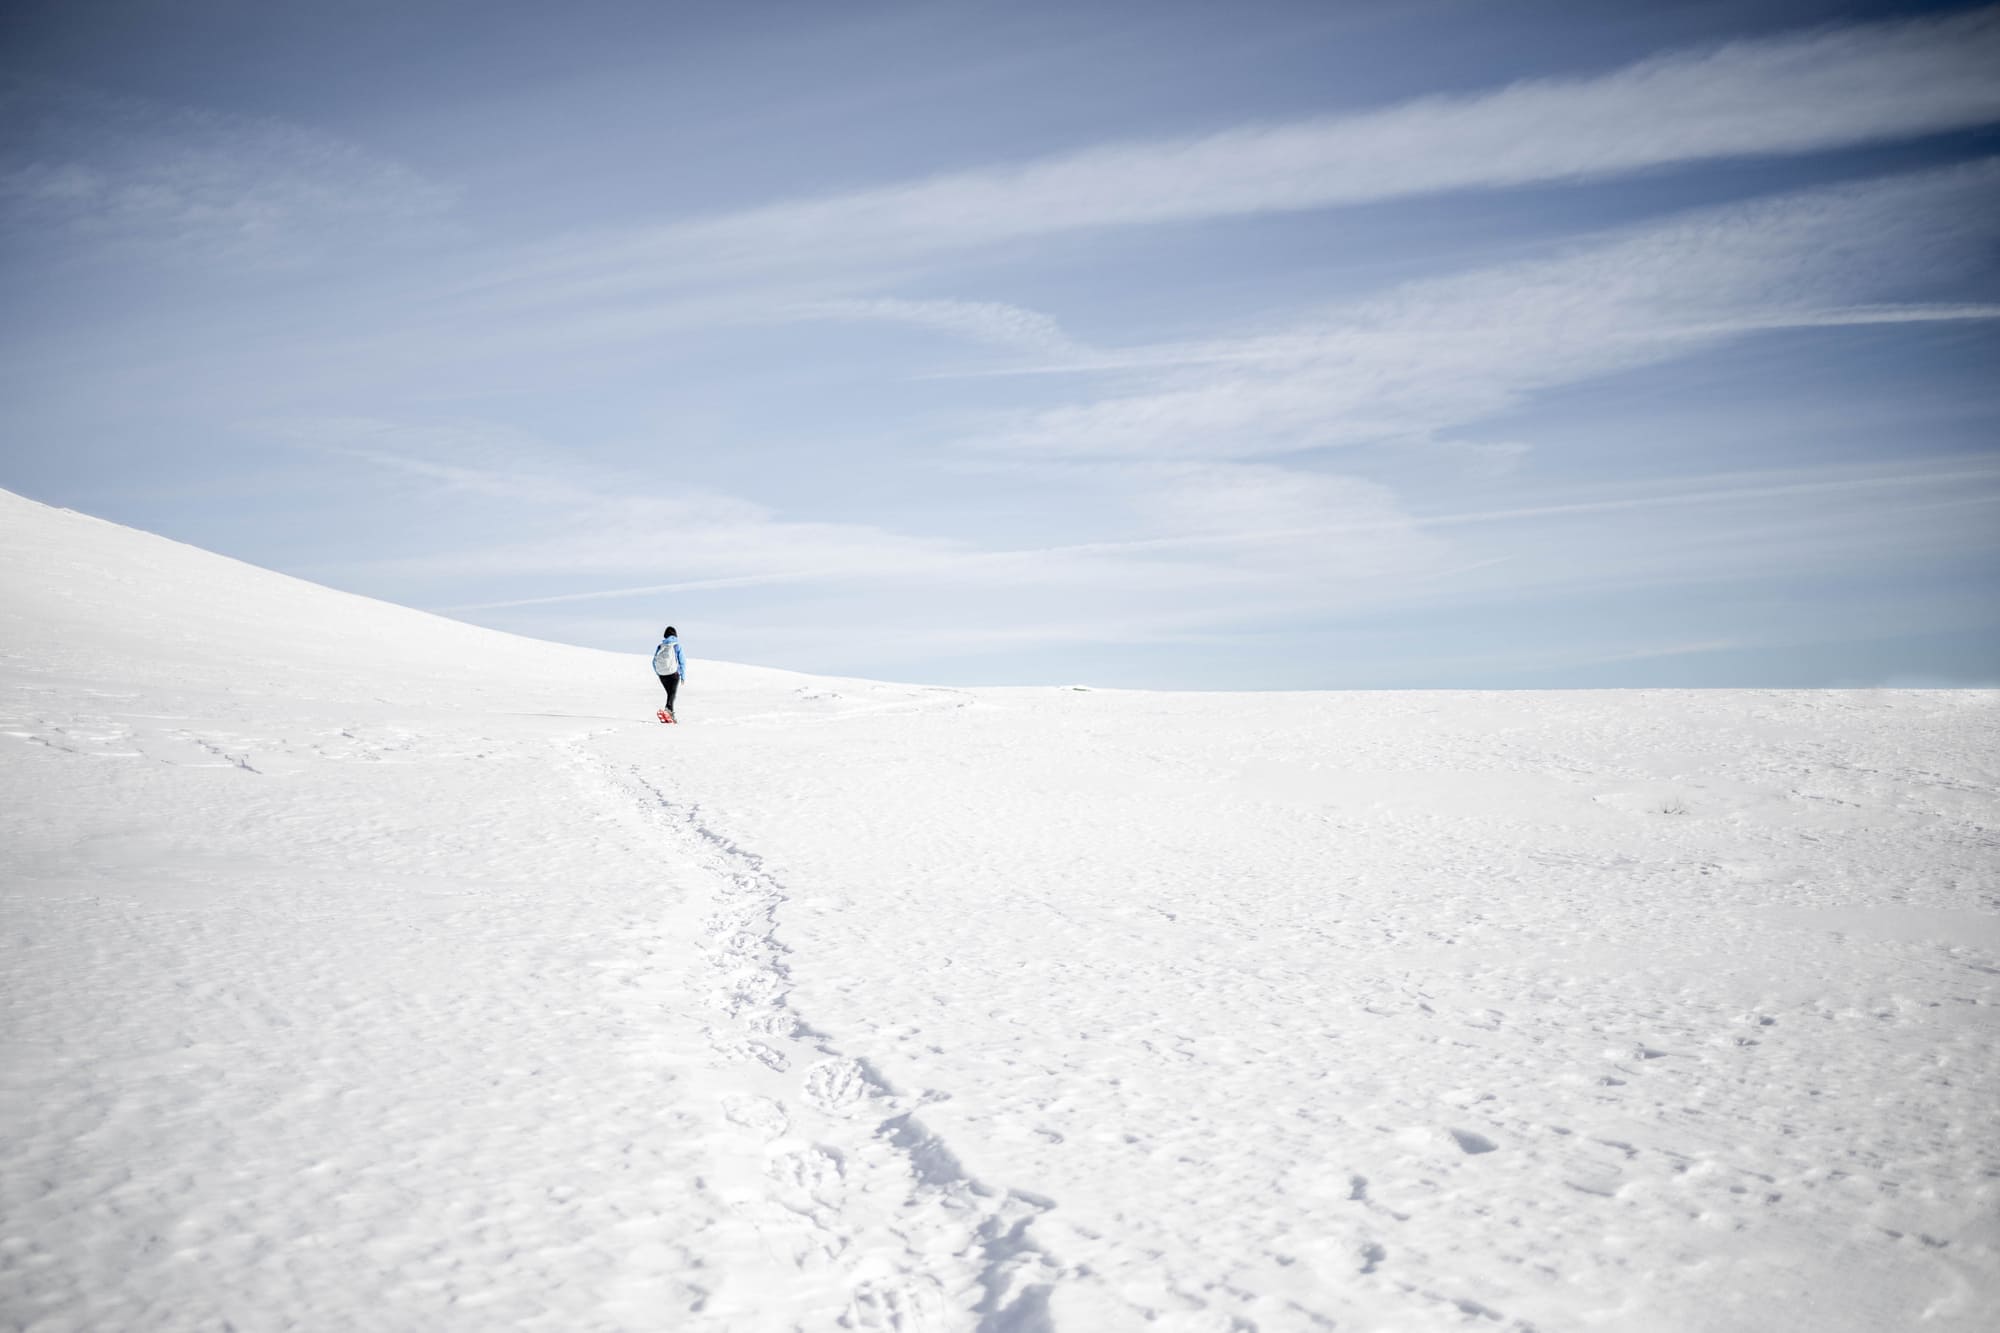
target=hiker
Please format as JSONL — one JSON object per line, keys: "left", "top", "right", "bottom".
{"left": 653, "top": 626, "right": 686, "bottom": 718}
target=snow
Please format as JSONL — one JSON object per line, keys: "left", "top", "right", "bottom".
{"left": 2, "top": 485, "right": 1996, "bottom": 1332}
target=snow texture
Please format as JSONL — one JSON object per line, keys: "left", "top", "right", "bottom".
{"left": 2, "top": 487, "right": 1996, "bottom": 1331}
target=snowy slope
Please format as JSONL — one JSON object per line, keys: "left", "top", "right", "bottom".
{"left": 2, "top": 486, "right": 1996, "bottom": 1333}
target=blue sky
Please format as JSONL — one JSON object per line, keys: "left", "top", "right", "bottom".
{"left": 3, "top": 0, "right": 1997, "bottom": 688}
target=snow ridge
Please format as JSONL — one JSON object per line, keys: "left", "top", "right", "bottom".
{"left": 603, "top": 750, "right": 1066, "bottom": 1330}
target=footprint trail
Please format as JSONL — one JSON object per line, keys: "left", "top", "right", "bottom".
{"left": 601, "top": 753, "right": 1065, "bottom": 1330}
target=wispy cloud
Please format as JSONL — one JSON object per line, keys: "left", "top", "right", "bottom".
{"left": 1412, "top": 456, "right": 2000, "bottom": 610}
{"left": 298, "top": 417, "right": 1448, "bottom": 635}
{"left": 106, "top": 8, "right": 1992, "bottom": 402}
{"left": 10, "top": 4, "right": 1997, "bottom": 687}
{"left": 941, "top": 457, "right": 2000, "bottom": 565}
{"left": 462, "top": 6, "right": 2000, "bottom": 307}
{"left": 785, "top": 297, "right": 1083, "bottom": 356}
{"left": 925, "top": 303, "right": 2000, "bottom": 380}
{"left": 281, "top": 418, "right": 602, "bottom": 505}
{"left": 970, "top": 161, "right": 2000, "bottom": 457}
{"left": 331, "top": 405, "right": 2000, "bottom": 663}
{"left": 287, "top": 416, "right": 970, "bottom": 585}
{"left": 0, "top": 79, "right": 455, "bottom": 265}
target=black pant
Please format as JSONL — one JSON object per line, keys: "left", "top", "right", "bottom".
{"left": 658, "top": 672, "right": 680, "bottom": 711}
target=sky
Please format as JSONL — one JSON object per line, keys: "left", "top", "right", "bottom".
{"left": 2, "top": 0, "right": 1997, "bottom": 689}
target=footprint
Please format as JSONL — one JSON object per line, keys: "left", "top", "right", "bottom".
{"left": 711, "top": 968, "right": 786, "bottom": 1016}
{"left": 844, "top": 1274, "right": 946, "bottom": 1330}
{"left": 769, "top": 1145, "right": 846, "bottom": 1207}
{"left": 721, "top": 1095, "right": 790, "bottom": 1141}
{"left": 803, "top": 1057, "right": 875, "bottom": 1117}
{"left": 713, "top": 1036, "right": 789, "bottom": 1072}
{"left": 747, "top": 1009, "right": 801, "bottom": 1041}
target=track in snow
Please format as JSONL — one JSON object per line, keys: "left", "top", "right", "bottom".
{"left": 583, "top": 743, "right": 1064, "bottom": 1331}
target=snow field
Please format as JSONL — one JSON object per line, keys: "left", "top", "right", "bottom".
{"left": 2, "top": 488, "right": 1997, "bottom": 1331}
{"left": 643, "top": 685, "right": 1999, "bottom": 1331}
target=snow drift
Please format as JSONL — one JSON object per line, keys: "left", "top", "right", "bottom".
{"left": 2, "top": 486, "right": 1996, "bottom": 1332}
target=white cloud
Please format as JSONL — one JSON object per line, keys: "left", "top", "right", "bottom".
{"left": 466, "top": 6, "right": 2000, "bottom": 305}
{"left": 288, "top": 416, "right": 972, "bottom": 584}
{"left": 297, "top": 416, "right": 1449, "bottom": 639}
{"left": 294, "top": 421, "right": 2000, "bottom": 670}
{"left": 1395, "top": 456, "right": 2000, "bottom": 610}
{"left": 0, "top": 80, "right": 455, "bottom": 264}
{"left": 972, "top": 161, "right": 2000, "bottom": 457}
{"left": 786, "top": 297, "right": 1082, "bottom": 356}
{"left": 280, "top": 418, "right": 604, "bottom": 505}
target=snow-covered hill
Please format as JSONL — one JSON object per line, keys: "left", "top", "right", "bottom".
{"left": 2, "top": 486, "right": 1996, "bottom": 1332}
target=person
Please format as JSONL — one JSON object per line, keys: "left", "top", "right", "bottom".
{"left": 652, "top": 626, "right": 686, "bottom": 716}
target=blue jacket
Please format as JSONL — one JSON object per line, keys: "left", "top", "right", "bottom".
{"left": 653, "top": 636, "right": 686, "bottom": 678}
